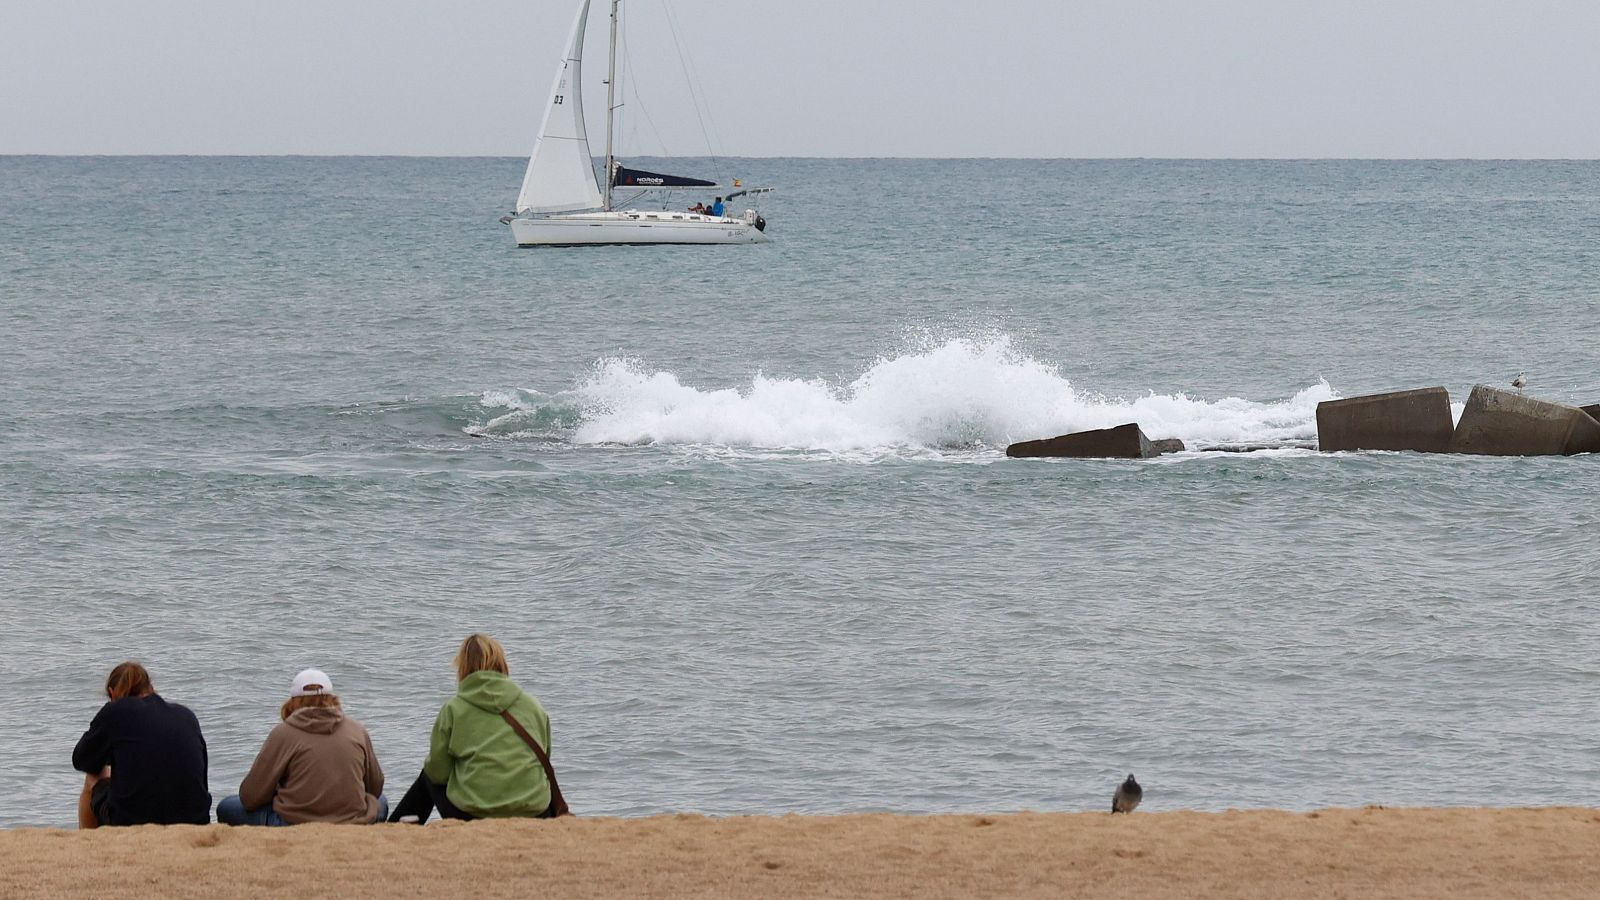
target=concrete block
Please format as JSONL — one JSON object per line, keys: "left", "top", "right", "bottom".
{"left": 1006, "top": 423, "right": 1155, "bottom": 459}
{"left": 1448, "top": 385, "right": 1600, "bottom": 456}
{"left": 1150, "top": 438, "right": 1187, "bottom": 455}
{"left": 1574, "top": 406, "right": 1600, "bottom": 455}
{"left": 1315, "top": 387, "right": 1454, "bottom": 453}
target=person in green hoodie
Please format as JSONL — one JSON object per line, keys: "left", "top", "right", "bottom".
{"left": 389, "top": 633, "right": 561, "bottom": 822}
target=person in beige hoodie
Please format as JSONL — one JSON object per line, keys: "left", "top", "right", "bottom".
{"left": 216, "top": 668, "right": 386, "bottom": 826}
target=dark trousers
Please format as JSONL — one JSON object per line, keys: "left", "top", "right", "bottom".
{"left": 389, "top": 769, "right": 560, "bottom": 823}
{"left": 389, "top": 771, "right": 476, "bottom": 824}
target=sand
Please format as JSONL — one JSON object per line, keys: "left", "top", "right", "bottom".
{"left": 5, "top": 807, "right": 1599, "bottom": 898}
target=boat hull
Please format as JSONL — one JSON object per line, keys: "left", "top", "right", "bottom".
{"left": 509, "top": 210, "right": 770, "bottom": 247}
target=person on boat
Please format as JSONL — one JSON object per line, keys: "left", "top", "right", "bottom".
{"left": 389, "top": 633, "right": 561, "bottom": 823}
{"left": 710, "top": 197, "right": 726, "bottom": 217}
{"left": 216, "top": 668, "right": 387, "bottom": 826}
{"left": 689, "top": 202, "right": 707, "bottom": 214}
{"left": 73, "top": 661, "right": 211, "bottom": 828}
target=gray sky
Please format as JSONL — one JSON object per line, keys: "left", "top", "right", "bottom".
{"left": 3, "top": 0, "right": 1598, "bottom": 157}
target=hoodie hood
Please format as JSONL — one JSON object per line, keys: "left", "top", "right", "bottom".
{"left": 285, "top": 705, "right": 346, "bottom": 734}
{"left": 456, "top": 670, "right": 524, "bottom": 714}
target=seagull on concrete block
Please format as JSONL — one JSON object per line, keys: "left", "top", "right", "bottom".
{"left": 1511, "top": 372, "right": 1527, "bottom": 390}
{"left": 1111, "top": 774, "right": 1142, "bottom": 813}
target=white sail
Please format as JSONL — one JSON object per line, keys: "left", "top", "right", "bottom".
{"left": 515, "top": 0, "right": 603, "bottom": 214}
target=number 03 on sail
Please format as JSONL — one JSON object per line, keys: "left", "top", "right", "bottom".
{"left": 503, "top": 0, "right": 771, "bottom": 247}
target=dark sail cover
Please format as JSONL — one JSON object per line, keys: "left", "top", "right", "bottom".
{"left": 612, "top": 164, "right": 717, "bottom": 189}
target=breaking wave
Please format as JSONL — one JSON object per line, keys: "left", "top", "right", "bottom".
{"left": 470, "top": 336, "right": 1333, "bottom": 454}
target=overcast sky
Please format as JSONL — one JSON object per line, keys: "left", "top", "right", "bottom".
{"left": 3, "top": 0, "right": 1598, "bottom": 158}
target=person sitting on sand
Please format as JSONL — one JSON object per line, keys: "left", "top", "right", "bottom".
{"left": 217, "top": 668, "right": 387, "bottom": 826}
{"left": 73, "top": 661, "right": 211, "bottom": 828}
{"left": 389, "top": 633, "right": 562, "bottom": 823}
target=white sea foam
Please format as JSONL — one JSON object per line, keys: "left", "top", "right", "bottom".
{"left": 491, "top": 336, "right": 1336, "bottom": 452}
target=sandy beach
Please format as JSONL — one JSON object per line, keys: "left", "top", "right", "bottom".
{"left": 5, "top": 806, "right": 1599, "bottom": 898}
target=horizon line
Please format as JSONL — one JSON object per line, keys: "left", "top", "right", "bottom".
{"left": 4, "top": 153, "right": 1600, "bottom": 162}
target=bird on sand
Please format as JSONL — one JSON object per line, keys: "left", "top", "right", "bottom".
{"left": 1111, "top": 774, "right": 1142, "bottom": 813}
{"left": 1511, "top": 372, "right": 1527, "bottom": 390}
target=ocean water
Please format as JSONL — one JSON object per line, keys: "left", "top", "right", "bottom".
{"left": 2, "top": 157, "right": 1598, "bottom": 829}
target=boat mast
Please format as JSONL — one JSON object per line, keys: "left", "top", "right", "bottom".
{"left": 603, "top": 0, "right": 620, "bottom": 211}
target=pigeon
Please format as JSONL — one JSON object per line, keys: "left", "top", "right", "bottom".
{"left": 1511, "top": 372, "right": 1526, "bottom": 390}
{"left": 1111, "top": 774, "right": 1142, "bottom": 813}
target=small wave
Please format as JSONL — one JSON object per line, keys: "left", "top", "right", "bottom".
{"left": 466, "top": 389, "right": 588, "bottom": 438}
{"left": 472, "top": 335, "right": 1334, "bottom": 454}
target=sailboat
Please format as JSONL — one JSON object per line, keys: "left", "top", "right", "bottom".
{"left": 503, "top": 0, "right": 770, "bottom": 247}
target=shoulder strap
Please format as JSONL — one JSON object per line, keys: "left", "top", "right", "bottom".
{"left": 498, "top": 710, "right": 570, "bottom": 817}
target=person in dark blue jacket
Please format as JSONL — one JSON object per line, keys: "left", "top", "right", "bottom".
{"left": 710, "top": 197, "right": 725, "bottom": 217}
{"left": 73, "top": 662, "right": 211, "bottom": 828}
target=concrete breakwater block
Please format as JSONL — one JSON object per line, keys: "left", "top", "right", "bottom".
{"left": 1150, "top": 438, "right": 1187, "bottom": 454}
{"left": 1006, "top": 423, "right": 1156, "bottom": 459}
{"left": 1449, "top": 385, "right": 1600, "bottom": 456}
{"left": 1315, "top": 387, "right": 1454, "bottom": 453}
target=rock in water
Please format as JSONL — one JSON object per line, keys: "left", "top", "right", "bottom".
{"left": 1448, "top": 384, "right": 1600, "bottom": 456}
{"left": 1315, "top": 387, "right": 1454, "bottom": 453}
{"left": 1005, "top": 423, "right": 1156, "bottom": 459}
{"left": 1112, "top": 774, "right": 1142, "bottom": 814}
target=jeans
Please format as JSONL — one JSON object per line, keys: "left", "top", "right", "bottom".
{"left": 217, "top": 793, "right": 389, "bottom": 826}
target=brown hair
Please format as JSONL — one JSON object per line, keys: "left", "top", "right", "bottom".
{"left": 280, "top": 693, "right": 342, "bottom": 721}
{"left": 454, "top": 633, "right": 509, "bottom": 682}
{"left": 105, "top": 662, "right": 154, "bottom": 700}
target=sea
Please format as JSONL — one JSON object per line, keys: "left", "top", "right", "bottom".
{"left": 2, "top": 157, "right": 1598, "bottom": 829}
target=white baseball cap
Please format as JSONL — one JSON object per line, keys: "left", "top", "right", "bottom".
{"left": 290, "top": 668, "right": 334, "bottom": 697}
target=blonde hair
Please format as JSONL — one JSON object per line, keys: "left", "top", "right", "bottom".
{"left": 455, "top": 633, "right": 509, "bottom": 682}
{"left": 280, "top": 693, "right": 342, "bottom": 721}
{"left": 106, "top": 662, "right": 154, "bottom": 700}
